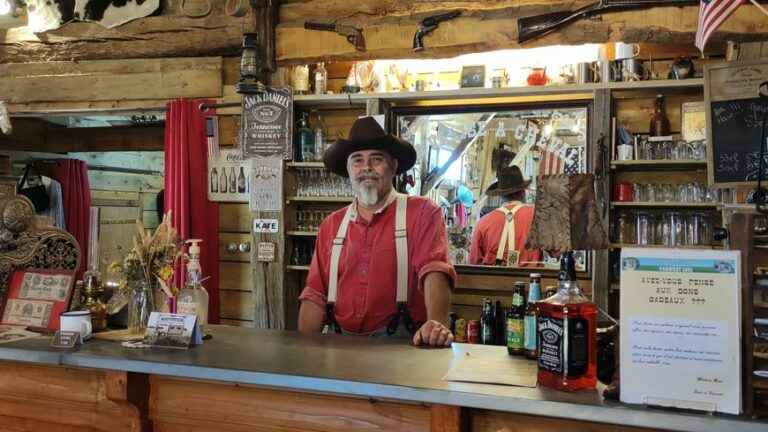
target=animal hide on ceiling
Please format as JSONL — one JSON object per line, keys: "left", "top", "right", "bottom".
{"left": 26, "top": 0, "right": 160, "bottom": 33}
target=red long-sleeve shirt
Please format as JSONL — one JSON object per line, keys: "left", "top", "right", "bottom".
{"left": 299, "top": 196, "right": 457, "bottom": 334}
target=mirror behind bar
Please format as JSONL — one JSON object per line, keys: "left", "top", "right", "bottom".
{"left": 393, "top": 103, "right": 590, "bottom": 273}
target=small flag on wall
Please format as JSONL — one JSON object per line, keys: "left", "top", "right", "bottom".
{"left": 695, "top": 0, "right": 746, "bottom": 52}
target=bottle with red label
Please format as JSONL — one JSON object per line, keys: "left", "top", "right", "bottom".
{"left": 536, "top": 251, "right": 597, "bottom": 391}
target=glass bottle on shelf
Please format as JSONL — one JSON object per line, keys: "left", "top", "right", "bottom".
{"left": 314, "top": 62, "right": 328, "bottom": 95}
{"left": 314, "top": 114, "right": 326, "bottom": 161}
{"left": 506, "top": 282, "right": 526, "bottom": 355}
{"left": 537, "top": 251, "right": 597, "bottom": 391}
{"left": 524, "top": 273, "right": 542, "bottom": 359}
{"left": 649, "top": 94, "right": 670, "bottom": 137}
{"left": 296, "top": 113, "right": 315, "bottom": 162}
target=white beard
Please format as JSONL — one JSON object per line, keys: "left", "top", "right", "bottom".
{"left": 357, "top": 183, "right": 380, "bottom": 207}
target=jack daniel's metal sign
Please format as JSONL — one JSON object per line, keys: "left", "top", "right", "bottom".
{"left": 241, "top": 87, "right": 294, "bottom": 160}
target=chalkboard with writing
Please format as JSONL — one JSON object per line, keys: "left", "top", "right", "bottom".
{"left": 710, "top": 98, "right": 768, "bottom": 184}
{"left": 705, "top": 60, "right": 768, "bottom": 187}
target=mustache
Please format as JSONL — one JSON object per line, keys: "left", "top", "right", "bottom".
{"left": 354, "top": 173, "right": 380, "bottom": 182}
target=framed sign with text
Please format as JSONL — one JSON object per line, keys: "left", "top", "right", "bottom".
{"left": 241, "top": 87, "right": 293, "bottom": 160}
{"left": 620, "top": 248, "right": 741, "bottom": 414}
{"left": 0, "top": 269, "right": 75, "bottom": 331}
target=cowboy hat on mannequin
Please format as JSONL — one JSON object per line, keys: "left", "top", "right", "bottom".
{"left": 323, "top": 116, "right": 417, "bottom": 177}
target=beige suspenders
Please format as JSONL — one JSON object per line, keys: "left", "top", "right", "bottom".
{"left": 326, "top": 193, "right": 409, "bottom": 332}
{"left": 495, "top": 203, "right": 524, "bottom": 266}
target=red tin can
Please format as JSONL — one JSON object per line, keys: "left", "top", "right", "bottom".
{"left": 613, "top": 182, "right": 634, "bottom": 202}
{"left": 467, "top": 320, "right": 480, "bottom": 344}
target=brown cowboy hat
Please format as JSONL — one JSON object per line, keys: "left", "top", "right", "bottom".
{"left": 323, "top": 116, "right": 417, "bottom": 177}
{"left": 486, "top": 165, "right": 531, "bottom": 196}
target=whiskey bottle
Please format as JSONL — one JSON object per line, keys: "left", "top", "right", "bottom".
{"left": 537, "top": 251, "right": 597, "bottom": 391}
{"left": 649, "top": 94, "right": 670, "bottom": 137}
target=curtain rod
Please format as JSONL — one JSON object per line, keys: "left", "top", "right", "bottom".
{"left": 199, "top": 102, "right": 241, "bottom": 112}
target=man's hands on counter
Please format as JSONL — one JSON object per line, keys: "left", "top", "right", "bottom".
{"left": 412, "top": 320, "right": 453, "bottom": 347}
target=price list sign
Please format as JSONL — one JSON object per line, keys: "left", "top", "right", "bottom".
{"left": 620, "top": 248, "right": 741, "bottom": 414}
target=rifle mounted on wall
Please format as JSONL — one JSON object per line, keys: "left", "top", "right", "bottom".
{"left": 517, "top": 0, "right": 698, "bottom": 44}
{"left": 304, "top": 21, "right": 366, "bottom": 51}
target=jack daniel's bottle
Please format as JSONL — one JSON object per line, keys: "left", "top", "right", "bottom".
{"left": 536, "top": 251, "right": 597, "bottom": 391}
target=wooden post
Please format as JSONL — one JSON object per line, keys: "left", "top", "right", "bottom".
{"left": 590, "top": 88, "right": 612, "bottom": 315}
{"left": 430, "top": 405, "right": 467, "bottom": 432}
{"left": 728, "top": 212, "right": 755, "bottom": 415}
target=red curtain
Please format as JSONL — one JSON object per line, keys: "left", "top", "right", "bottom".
{"left": 52, "top": 160, "right": 91, "bottom": 281}
{"left": 164, "top": 99, "right": 220, "bottom": 323}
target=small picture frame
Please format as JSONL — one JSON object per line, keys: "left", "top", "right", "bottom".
{"left": 681, "top": 101, "right": 706, "bottom": 142}
{"left": 0, "top": 269, "right": 75, "bottom": 331}
{"left": 460, "top": 65, "right": 486, "bottom": 88}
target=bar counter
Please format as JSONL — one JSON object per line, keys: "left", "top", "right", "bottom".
{"left": 0, "top": 325, "right": 764, "bottom": 432}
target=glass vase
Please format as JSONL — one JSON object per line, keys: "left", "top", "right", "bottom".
{"left": 127, "top": 279, "right": 155, "bottom": 335}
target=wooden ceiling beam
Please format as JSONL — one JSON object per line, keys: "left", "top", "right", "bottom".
{"left": 275, "top": 2, "right": 768, "bottom": 65}
{"left": 0, "top": 120, "right": 164, "bottom": 152}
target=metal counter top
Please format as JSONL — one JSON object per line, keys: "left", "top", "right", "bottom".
{"left": 0, "top": 325, "right": 764, "bottom": 432}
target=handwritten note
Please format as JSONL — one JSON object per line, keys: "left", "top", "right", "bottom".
{"left": 620, "top": 248, "right": 741, "bottom": 414}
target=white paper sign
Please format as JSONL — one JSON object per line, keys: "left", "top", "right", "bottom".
{"left": 620, "top": 248, "right": 741, "bottom": 414}
{"left": 249, "top": 156, "right": 282, "bottom": 212}
{"left": 253, "top": 219, "right": 279, "bottom": 233}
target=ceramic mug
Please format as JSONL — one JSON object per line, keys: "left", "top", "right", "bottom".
{"left": 615, "top": 42, "right": 640, "bottom": 60}
{"left": 60, "top": 310, "right": 93, "bottom": 340}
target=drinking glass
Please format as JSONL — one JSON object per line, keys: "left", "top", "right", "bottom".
{"left": 671, "top": 140, "right": 688, "bottom": 160}
{"left": 636, "top": 211, "right": 655, "bottom": 245}
{"left": 656, "top": 141, "right": 671, "bottom": 160}
{"left": 689, "top": 140, "right": 706, "bottom": 161}
{"left": 661, "top": 184, "right": 676, "bottom": 202}
{"left": 633, "top": 183, "right": 646, "bottom": 202}
{"left": 617, "top": 211, "right": 636, "bottom": 244}
{"left": 646, "top": 183, "right": 658, "bottom": 202}
{"left": 639, "top": 138, "right": 653, "bottom": 160}
{"left": 686, "top": 212, "right": 712, "bottom": 246}
{"left": 662, "top": 211, "right": 684, "bottom": 247}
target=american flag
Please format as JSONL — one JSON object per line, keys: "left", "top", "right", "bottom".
{"left": 695, "top": 0, "right": 746, "bottom": 52}
{"left": 538, "top": 145, "right": 582, "bottom": 175}
{"left": 539, "top": 142, "right": 566, "bottom": 175}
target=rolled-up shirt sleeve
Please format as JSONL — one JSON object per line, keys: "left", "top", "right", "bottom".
{"left": 298, "top": 220, "right": 332, "bottom": 310}
{"left": 412, "top": 201, "right": 457, "bottom": 292}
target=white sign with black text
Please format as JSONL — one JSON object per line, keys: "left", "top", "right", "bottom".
{"left": 249, "top": 156, "right": 283, "bottom": 212}
{"left": 620, "top": 248, "right": 741, "bottom": 414}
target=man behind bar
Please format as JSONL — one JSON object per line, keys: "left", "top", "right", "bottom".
{"left": 298, "top": 116, "right": 456, "bottom": 347}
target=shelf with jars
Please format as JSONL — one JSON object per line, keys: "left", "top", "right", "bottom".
{"left": 611, "top": 202, "right": 718, "bottom": 208}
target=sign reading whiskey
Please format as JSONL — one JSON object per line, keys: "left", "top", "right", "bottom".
{"left": 241, "top": 87, "right": 293, "bottom": 160}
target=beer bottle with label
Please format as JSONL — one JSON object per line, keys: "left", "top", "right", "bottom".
{"left": 524, "top": 273, "right": 542, "bottom": 359}
{"left": 506, "top": 282, "right": 526, "bottom": 355}
{"left": 537, "top": 251, "right": 597, "bottom": 391}
{"left": 481, "top": 298, "right": 495, "bottom": 345}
